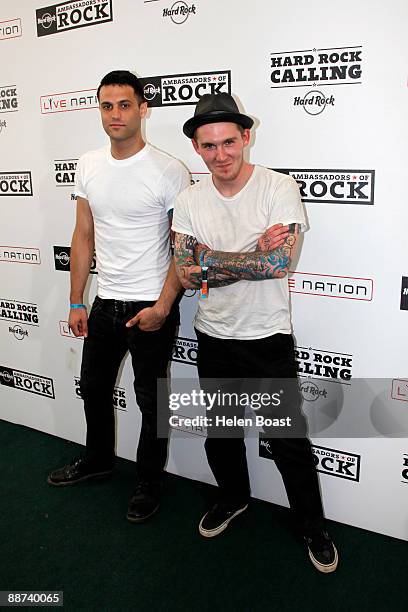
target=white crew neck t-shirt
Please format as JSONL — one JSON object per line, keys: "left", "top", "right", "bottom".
{"left": 172, "top": 166, "right": 307, "bottom": 340}
{"left": 75, "top": 143, "right": 190, "bottom": 300}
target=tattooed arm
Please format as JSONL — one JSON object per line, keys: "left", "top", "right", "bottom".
{"left": 174, "top": 224, "right": 296, "bottom": 289}
{"left": 174, "top": 232, "right": 239, "bottom": 289}
{"left": 195, "top": 223, "right": 300, "bottom": 281}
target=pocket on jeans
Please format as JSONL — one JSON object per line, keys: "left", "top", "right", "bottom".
{"left": 90, "top": 296, "right": 103, "bottom": 314}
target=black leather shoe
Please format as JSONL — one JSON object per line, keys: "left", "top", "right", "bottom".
{"left": 47, "top": 455, "right": 114, "bottom": 486}
{"left": 126, "top": 481, "right": 161, "bottom": 523}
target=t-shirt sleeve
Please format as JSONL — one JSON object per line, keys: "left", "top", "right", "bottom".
{"left": 171, "top": 189, "right": 195, "bottom": 236}
{"left": 161, "top": 159, "right": 191, "bottom": 213}
{"left": 269, "top": 174, "right": 308, "bottom": 232}
{"left": 74, "top": 154, "right": 87, "bottom": 200}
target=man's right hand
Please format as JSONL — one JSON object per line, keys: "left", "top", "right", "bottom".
{"left": 257, "top": 223, "right": 289, "bottom": 251}
{"left": 68, "top": 307, "right": 88, "bottom": 338}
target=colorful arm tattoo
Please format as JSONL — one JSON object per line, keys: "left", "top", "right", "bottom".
{"left": 202, "top": 223, "right": 300, "bottom": 281}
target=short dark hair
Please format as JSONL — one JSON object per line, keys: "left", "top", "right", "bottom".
{"left": 193, "top": 122, "right": 245, "bottom": 142}
{"left": 97, "top": 70, "right": 146, "bottom": 102}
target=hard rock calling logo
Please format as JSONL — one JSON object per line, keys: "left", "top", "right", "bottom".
{"left": 270, "top": 45, "right": 362, "bottom": 115}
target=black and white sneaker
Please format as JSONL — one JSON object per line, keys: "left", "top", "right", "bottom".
{"left": 199, "top": 502, "right": 248, "bottom": 538}
{"left": 304, "top": 530, "right": 338, "bottom": 573}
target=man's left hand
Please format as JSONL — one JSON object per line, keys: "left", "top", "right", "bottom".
{"left": 126, "top": 304, "right": 167, "bottom": 331}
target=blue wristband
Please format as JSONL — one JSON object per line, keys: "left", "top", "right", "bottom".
{"left": 70, "top": 303, "right": 86, "bottom": 309}
{"left": 199, "top": 250, "right": 206, "bottom": 267}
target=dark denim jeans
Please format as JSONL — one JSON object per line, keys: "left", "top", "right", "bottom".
{"left": 80, "top": 296, "right": 178, "bottom": 482}
{"left": 196, "top": 329, "right": 324, "bottom": 533}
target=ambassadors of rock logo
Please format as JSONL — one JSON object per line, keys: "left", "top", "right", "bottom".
{"left": 140, "top": 71, "right": 231, "bottom": 107}
{"left": 171, "top": 337, "right": 198, "bottom": 366}
{"left": 36, "top": 0, "right": 113, "bottom": 37}
{"left": 259, "top": 439, "right": 361, "bottom": 481}
{"left": 0, "top": 172, "right": 33, "bottom": 196}
{"left": 276, "top": 169, "right": 375, "bottom": 205}
{"left": 311, "top": 445, "right": 361, "bottom": 481}
{"left": 270, "top": 45, "right": 363, "bottom": 115}
{"left": 0, "top": 365, "right": 55, "bottom": 398}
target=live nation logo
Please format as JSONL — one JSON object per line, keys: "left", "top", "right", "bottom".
{"left": 288, "top": 272, "right": 374, "bottom": 301}
{"left": 0, "top": 85, "right": 19, "bottom": 113}
{"left": 295, "top": 346, "right": 353, "bottom": 385}
{"left": 41, "top": 89, "right": 98, "bottom": 113}
{"left": 74, "top": 377, "right": 127, "bottom": 411}
{"left": 276, "top": 169, "right": 375, "bottom": 205}
{"left": 0, "top": 365, "right": 55, "bottom": 399}
{"left": 140, "top": 71, "right": 231, "bottom": 107}
{"left": 0, "top": 18, "right": 22, "bottom": 40}
{"left": 59, "top": 320, "right": 82, "bottom": 339}
{"left": 53, "top": 246, "right": 97, "bottom": 273}
{"left": 259, "top": 438, "right": 361, "bottom": 481}
{"left": 54, "top": 158, "right": 77, "bottom": 186}
{"left": 400, "top": 277, "right": 408, "bottom": 310}
{"left": 0, "top": 246, "right": 40, "bottom": 264}
{"left": 36, "top": 0, "right": 113, "bottom": 37}
{"left": 171, "top": 337, "right": 198, "bottom": 366}
{"left": 270, "top": 45, "right": 362, "bottom": 115}
{"left": 0, "top": 172, "right": 33, "bottom": 196}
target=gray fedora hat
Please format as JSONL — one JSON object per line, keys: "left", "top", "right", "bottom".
{"left": 183, "top": 92, "right": 254, "bottom": 138}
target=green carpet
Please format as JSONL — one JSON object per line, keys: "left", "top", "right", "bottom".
{"left": 0, "top": 419, "right": 407, "bottom": 612}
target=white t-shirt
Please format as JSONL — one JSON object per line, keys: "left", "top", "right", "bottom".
{"left": 172, "top": 165, "right": 307, "bottom": 340}
{"left": 75, "top": 143, "right": 190, "bottom": 300}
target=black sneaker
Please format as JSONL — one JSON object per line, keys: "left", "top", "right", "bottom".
{"left": 47, "top": 456, "right": 114, "bottom": 487}
{"left": 199, "top": 502, "right": 248, "bottom": 538}
{"left": 126, "top": 481, "right": 161, "bottom": 523}
{"left": 304, "top": 530, "right": 338, "bottom": 573}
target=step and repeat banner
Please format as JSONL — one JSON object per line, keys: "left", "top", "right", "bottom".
{"left": 1, "top": 0, "right": 407, "bottom": 540}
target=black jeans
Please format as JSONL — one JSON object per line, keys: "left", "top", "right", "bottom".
{"left": 80, "top": 296, "right": 178, "bottom": 482}
{"left": 196, "top": 329, "right": 324, "bottom": 534}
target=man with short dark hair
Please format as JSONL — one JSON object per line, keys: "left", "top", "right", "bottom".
{"left": 48, "top": 70, "right": 190, "bottom": 523}
{"left": 172, "top": 92, "right": 338, "bottom": 572}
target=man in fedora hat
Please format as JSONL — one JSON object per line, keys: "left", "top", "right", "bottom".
{"left": 172, "top": 92, "right": 338, "bottom": 573}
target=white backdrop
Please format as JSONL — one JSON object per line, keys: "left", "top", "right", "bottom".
{"left": 1, "top": 0, "right": 407, "bottom": 541}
